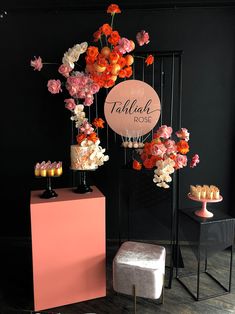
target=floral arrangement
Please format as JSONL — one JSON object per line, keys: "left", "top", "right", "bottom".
{"left": 132, "top": 125, "right": 200, "bottom": 188}
{"left": 30, "top": 3, "right": 154, "bottom": 169}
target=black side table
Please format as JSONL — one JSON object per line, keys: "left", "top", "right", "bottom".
{"left": 176, "top": 207, "right": 234, "bottom": 301}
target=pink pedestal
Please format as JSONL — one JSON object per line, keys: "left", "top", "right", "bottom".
{"left": 30, "top": 186, "right": 106, "bottom": 311}
{"left": 188, "top": 193, "right": 223, "bottom": 218}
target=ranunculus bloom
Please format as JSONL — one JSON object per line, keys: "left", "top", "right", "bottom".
{"left": 58, "top": 64, "right": 72, "bottom": 77}
{"left": 177, "top": 140, "right": 189, "bottom": 154}
{"left": 107, "top": 4, "right": 121, "bottom": 14}
{"left": 47, "top": 79, "right": 62, "bottom": 94}
{"left": 145, "top": 54, "right": 154, "bottom": 66}
{"left": 64, "top": 98, "right": 76, "bottom": 111}
{"left": 190, "top": 154, "right": 200, "bottom": 168}
{"left": 136, "top": 30, "right": 150, "bottom": 46}
{"left": 101, "top": 23, "right": 112, "bottom": 36}
{"left": 133, "top": 160, "right": 142, "bottom": 171}
{"left": 176, "top": 128, "right": 190, "bottom": 142}
{"left": 93, "top": 30, "right": 102, "bottom": 42}
{"left": 156, "top": 125, "right": 172, "bottom": 139}
{"left": 30, "top": 56, "right": 43, "bottom": 71}
{"left": 108, "top": 31, "right": 121, "bottom": 46}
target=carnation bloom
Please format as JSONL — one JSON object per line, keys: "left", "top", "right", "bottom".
{"left": 47, "top": 79, "right": 62, "bottom": 94}
{"left": 176, "top": 128, "right": 190, "bottom": 142}
{"left": 93, "top": 118, "right": 105, "bottom": 128}
{"left": 174, "top": 154, "right": 187, "bottom": 169}
{"left": 116, "top": 38, "right": 132, "bottom": 54}
{"left": 93, "top": 30, "right": 102, "bottom": 42}
{"left": 136, "top": 30, "right": 150, "bottom": 46}
{"left": 190, "top": 154, "right": 200, "bottom": 168}
{"left": 156, "top": 125, "right": 173, "bottom": 139}
{"left": 101, "top": 23, "right": 112, "bottom": 36}
{"left": 177, "top": 140, "right": 189, "bottom": 154}
{"left": 30, "top": 56, "right": 43, "bottom": 71}
{"left": 107, "top": 4, "right": 121, "bottom": 14}
{"left": 145, "top": 55, "right": 154, "bottom": 66}
{"left": 108, "top": 31, "right": 121, "bottom": 46}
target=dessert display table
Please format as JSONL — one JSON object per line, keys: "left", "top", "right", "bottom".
{"left": 176, "top": 207, "right": 234, "bottom": 301}
{"left": 30, "top": 186, "right": 106, "bottom": 311}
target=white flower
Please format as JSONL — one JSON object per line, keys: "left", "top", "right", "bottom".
{"left": 80, "top": 42, "right": 88, "bottom": 53}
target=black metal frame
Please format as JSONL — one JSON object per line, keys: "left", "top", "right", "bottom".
{"left": 117, "top": 50, "right": 183, "bottom": 290}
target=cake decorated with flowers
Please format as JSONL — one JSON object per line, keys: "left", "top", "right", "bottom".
{"left": 71, "top": 139, "right": 108, "bottom": 170}
{"left": 69, "top": 103, "right": 109, "bottom": 170}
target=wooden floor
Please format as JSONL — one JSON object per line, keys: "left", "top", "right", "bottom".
{"left": 1, "top": 242, "right": 235, "bottom": 314}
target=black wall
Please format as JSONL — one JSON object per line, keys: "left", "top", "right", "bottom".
{"left": 1, "top": 0, "right": 235, "bottom": 239}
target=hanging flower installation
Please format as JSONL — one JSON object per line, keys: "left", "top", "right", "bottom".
{"left": 30, "top": 3, "right": 154, "bottom": 170}
{"left": 132, "top": 125, "right": 200, "bottom": 188}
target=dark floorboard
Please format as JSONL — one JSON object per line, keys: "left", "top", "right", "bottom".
{"left": 0, "top": 242, "right": 235, "bottom": 314}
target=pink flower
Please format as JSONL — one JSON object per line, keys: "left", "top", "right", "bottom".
{"left": 84, "top": 94, "right": 94, "bottom": 106}
{"left": 47, "top": 79, "right": 62, "bottom": 94}
{"left": 64, "top": 98, "right": 76, "bottom": 111}
{"left": 156, "top": 125, "right": 173, "bottom": 139}
{"left": 116, "top": 38, "right": 132, "bottom": 54}
{"left": 58, "top": 64, "right": 72, "bottom": 77}
{"left": 151, "top": 143, "right": 167, "bottom": 158}
{"left": 174, "top": 154, "right": 187, "bottom": 170}
{"left": 30, "top": 56, "right": 43, "bottom": 71}
{"left": 90, "top": 83, "right": 100, "bottom": 94}
{"left": 176, "top": 128, "right": 190, "bottom": 142}
{"left": 136, "top": 30, "right": 150, "bottom": 46}
{"left": 164, "top": 139, "right": 177, "bottom": 155}
{"left": 80, "top": 121, "right": 94, "bottom": 135}
{"left": 190, "top": 154, "right": 200, "bottom": 168}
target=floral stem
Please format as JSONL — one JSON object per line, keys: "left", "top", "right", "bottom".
{"left": 111, "top": 13, "right": 115, "bottom": 29}
{"left": 99, "top": 37, "right": 103, "bottom": 48}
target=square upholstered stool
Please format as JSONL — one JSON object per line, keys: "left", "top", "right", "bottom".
{"left": 113, "top": 241, "right": 166, "bottom": 312}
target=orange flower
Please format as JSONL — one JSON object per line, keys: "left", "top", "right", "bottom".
{"left": 109, "top": 51, "right": 119, "bottom": 63}
{"left": 101, "top": 23, "right": 112, "bottom": 36}
{"left": 107, "top": 4, "right": 121, "bottom": 14}
{"left": 93, "top": 30, "right": 102, "bottom": 42}
{"left": 125, "top": 66, "right": 133, "bottom": 78}
{"left": 177, "top": 140, "right": 190, "bottom": 154}
{"left": 145, "top": 54, "right": 154, "bottom": 66}
{"left": 104, "top": 78, "right": 115, "bottom": 88}
{"left": 97, "top": 54, "right": 108, "bottom": 67}
{"left": 85, "top": 55, "right": 96, "bottom": 65}
{"left": 108, "top": 31, "right": 121, "bottom": 46}
{"left": 133, "top": 160, "right": 142, "bottom": 171}
{"left": 76, "top": 133, "right": 86, "bottom": 144}
{"left": 143, "top": 142, "right": 153, "bottom": 155}
{"left": 87, "top": 46, "right": 99, "bottom": 60}
{"left": 87, "top": 132, "right": 99, "bottom": 143}
{"left": 93, "top": 118, "right": 105, "bottom": 128}
{"left": 143, "top": 158, "right": 154, "bottom": 169}
{"left": 118, "top": 69, "right": 126, "bottom": 78}
{"left": 117, "top": 56, "right": 126, "bottom": 68}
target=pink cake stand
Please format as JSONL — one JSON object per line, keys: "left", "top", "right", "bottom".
{"left": 188, "top": 193, "right": 223, "bottom": 218}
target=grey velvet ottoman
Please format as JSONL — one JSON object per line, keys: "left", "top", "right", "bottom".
{"left": 113, "top": 241, "right": 166, "bottom": 311}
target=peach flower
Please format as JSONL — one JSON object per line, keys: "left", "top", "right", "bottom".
{"left": 190, "top": 154, "right": 200, "bottom": 168}
{"left": 156, "top": 125, "right": 172, "bottom": 139}
{"left": 64, "top": 98, "right": 76, "bottom": 111}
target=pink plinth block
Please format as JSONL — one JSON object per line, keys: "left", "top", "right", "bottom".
{"left": 30, "top": 186, "right": 106, "bottom": 311}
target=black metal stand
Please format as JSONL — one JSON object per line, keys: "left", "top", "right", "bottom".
{"left": 74, "top": 170, "right": 93, "bottom": 194}
{"left": 176, "top": 208, "right": 234, "bottom": 300}
{"left": 176, "top": 245, "right": 233, "bottom": 301}
{"left": 40, "top": 177, "right": 58, "bottom": 199}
